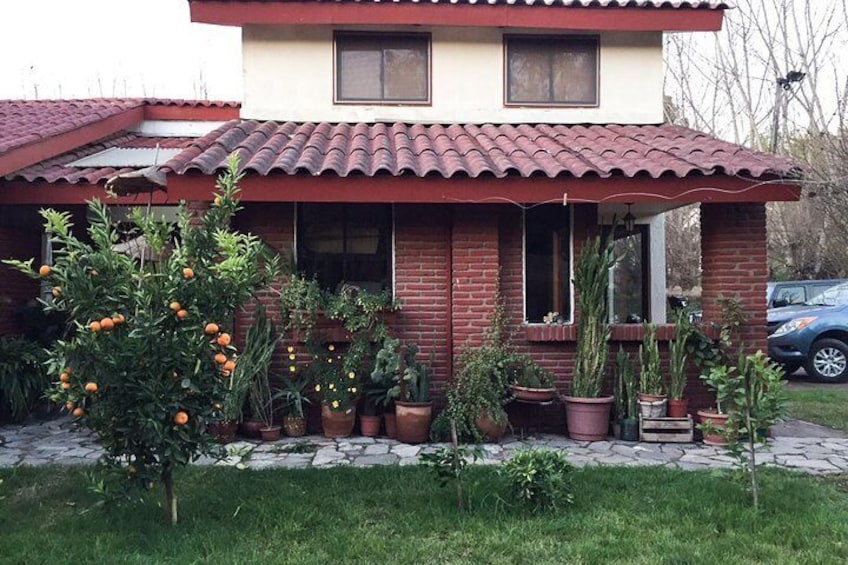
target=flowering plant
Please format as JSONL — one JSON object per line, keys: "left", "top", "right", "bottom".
{"left": 311, "top": 344, "right": 360, "bottom": 412}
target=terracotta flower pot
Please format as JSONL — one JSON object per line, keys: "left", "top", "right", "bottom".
{"left": 510, "top": 385, "right": 557, "bottom": 403}
{"left": 475, "top": 408, "right": 508, "bottom": 443}
{"left": 383, "top": 412, "right": 398, "bottom": 439}
{"left": 563, "top": 396, "right": 614, "bottom": 441}
{"left": 259, "top": 425, "right": 282, "bottom": 442}
{"left": 395, "top": 401, "right": 433, "bottom": 444}
{"left": 239, "top": 419, "right": 264, "bottom": 439}
{"left": 668, "top": 399, "right": 689, "bottom": 418}
{"left": 283, "top": 415, "right": 306, "bottom": 437}
{"left": 359, "top": 414, "right": 381, "bottom": 437}
{"left": 321, "top": 403, "right": 356, "bottom": 438}
{"left": 207, "top": 421, "right": 238, "bottom": 444}
{"left": 697, "top": 410, "right": 733, "bottom": 446}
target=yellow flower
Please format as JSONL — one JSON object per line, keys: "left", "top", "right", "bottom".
{"left": 327, "top": 357, "right": 333, "bottom": 363}
{"left": 347, "top": 371, "right": 355, "bottom": 379}
{"left": 287, "top": 346, "right": 294, "bottom": 353}
{"left": 351, "top": 387, "right": 357, "bottom": 394}
{"left": 315, "top": 384, "right": 321, "bottom": 392}
{"left": 289, "top": 354, "right": 296, "bottom": 361}
{"left": 332, "top": 400, "right": 339, "bottom": 409}
{"left": 329, "top": 383, "right": 335, "bottom": 390}
{"left": 328, "top": 344, "right": 335, "bottom": 352}
{"left": 289, "top": 365, "right": 296, "bottom": 373}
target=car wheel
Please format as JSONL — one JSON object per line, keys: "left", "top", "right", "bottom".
{"left": 778, "top": 362, "right": 802, "bottom": 375}
{"left": 805, "top": 338, "right": 848, "bottom": 383}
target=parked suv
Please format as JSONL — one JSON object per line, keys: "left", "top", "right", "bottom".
{"left": 767, "top": 279, "right": 847, "bottom": 309}
{"left": 768, "top": 282, "right": 848, "bottom": 382}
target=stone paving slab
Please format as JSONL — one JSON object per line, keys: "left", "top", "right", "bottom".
{"left": 3, "top": 417, "right": 848, "bottom": 475}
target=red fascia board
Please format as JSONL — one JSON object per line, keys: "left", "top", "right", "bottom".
{"left": 0, "top": 107, "right": 145, "bottom": 177}
{"left": 190, "top": 2, "right": 724, "bottom": 32}
{"left": 0, "top": 174, "right": 801, "bottom": 206}
{"left": 143, "top": 105, "right": 240, "bottom": 121}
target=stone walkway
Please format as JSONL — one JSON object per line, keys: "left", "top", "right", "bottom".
{"left": 2, "top": 417, "right": 848, "bottom": 475}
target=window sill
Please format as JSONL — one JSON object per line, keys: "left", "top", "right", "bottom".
{"left": 523, "top": 324, "right": 718, "bottom": 343}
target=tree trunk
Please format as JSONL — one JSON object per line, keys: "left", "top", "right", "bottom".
{"left": 162, "top": 464, "right": 178, "bottom": 526}
{"left": 450, "top": 420, "right": 464, "bottom": 513}
{"left": 747, "top": 413, "right": 759, "bottom": 512}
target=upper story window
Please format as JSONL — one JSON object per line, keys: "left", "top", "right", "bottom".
{"left": 335, "top": 33, "right": 430, "bottom": 104}
{"left": 505, "top": 35, "right": 599, "bottom": 106}
{"left": 297, "top": 204, "right": 393, "bottom": 294}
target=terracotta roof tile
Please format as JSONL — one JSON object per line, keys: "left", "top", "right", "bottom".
{"left": 162, "top": 121, "right": 799, "bottom": 180}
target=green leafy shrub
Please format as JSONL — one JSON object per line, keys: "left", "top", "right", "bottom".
{"left": 0, "top": 336, "right": 49, "bottom": 422}
{"left": 500, "top": 449, "right": 573, "bottom": 513}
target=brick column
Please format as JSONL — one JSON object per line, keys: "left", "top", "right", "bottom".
{"left": 451, "top": 206, "right": 500, "bottom": 356}
{"left": 700, "top": 203, "right": 768, "bottom": 353}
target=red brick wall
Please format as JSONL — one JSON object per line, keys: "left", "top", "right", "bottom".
{"left": 0, "top": 222, "right": 41, "bottom": 335}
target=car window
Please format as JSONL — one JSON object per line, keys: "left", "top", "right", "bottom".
{"left": 774, "top": 286, "right": 805, "bottom": 306}
{"left": 808, "top": 282, "right": 848, "bottom": 306}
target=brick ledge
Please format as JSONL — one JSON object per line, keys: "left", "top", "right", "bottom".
{"left": 524, "top": 323, "right": 719, "bottom": 343}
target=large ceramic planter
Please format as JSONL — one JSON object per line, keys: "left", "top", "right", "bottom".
{"left": 697, "top": 410, "right": 733, "bottom": 446}
{"left": 259, "top": 425, "right": 282, "bottom": 442}
{"left": 383, "top": 412, "right": 398, "bottom": 439}
{"left": 321, "top": 403, "right": 356, "bottom": 438}
{"left": 475, "top": 408, "right": 508, "bottom": 443}
{"left": 207, "top": 421, "right": 238, "bottom": 444}
{"left": 563, "top": 396, "right": 614, "bottom": 441}
{"left": 283, "top": 415, "right": 306, "bottom": 437}
{"left": 359, "top": 414, "right": 381, "bottom": 437}
{"left": 510, "top": 385, "right": 557, "bottom": 403}
{"left": 668, "top": 399, "right": 689, "bottom": 418}
{"left": 395, "top": 401, "right": 433, "bottom": 444}
{"left": 239, "top": 419, "right": 264, "bottom": 439}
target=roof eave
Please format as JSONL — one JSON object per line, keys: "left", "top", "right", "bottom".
{"left": 189, "top": 2, "right": 725, "bottom": 33}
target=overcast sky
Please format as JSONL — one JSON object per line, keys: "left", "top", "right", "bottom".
{"left": 0, "top": 0, "right": 241, "bottom": 101}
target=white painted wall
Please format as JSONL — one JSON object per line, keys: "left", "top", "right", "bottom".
{"left": 242, "top": 25, "right": 663, "bottom": 124}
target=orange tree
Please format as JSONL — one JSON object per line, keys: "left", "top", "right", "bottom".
{"left": 5, "top": 156, "right": 278, "bottom": 525}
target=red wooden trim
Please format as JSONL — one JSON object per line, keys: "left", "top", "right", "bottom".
{"left": 0, "top": 174, "right": 802, "bottom": 206}
{"left": 190, "top": 2, "right": 724, "bottom": 32}
{"left": 143, "top": 105, "right": 240, "bottom": 121}
{"left": 0, "top": 107, "right": 145, "bottom": 177}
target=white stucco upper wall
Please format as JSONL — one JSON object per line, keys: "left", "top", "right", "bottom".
{"left": 241, "top": 26, "right": 664, "bottom": 124}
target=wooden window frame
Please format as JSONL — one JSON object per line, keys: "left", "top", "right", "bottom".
{"left": 334, "top": 31, "right": 432, "bottom": 106}
{"left": 504, "top": 34, "right": 600, "bottom": 108}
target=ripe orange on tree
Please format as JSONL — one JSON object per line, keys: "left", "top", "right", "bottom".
{"left": 72, "top": 407, "right": 85, "bottom": 418}
{"left": 176, "top": 309, "right": 188, "bottom": 320}
{"left": 90, "top": 320, "right": 102, "bottom": 333}
{"left": 85, "top": 382, "right": 98, "bottom": 393}
{"left": 65, "top": 401, "right": 75, "bottom": 411}
{"left": 38, "top": 264, "right": 51, "bottom": 277}
{"left": 169, "top": 301, "right": 181, "bottom": 312}
{"left": 222, "top": 359, "right": 236, "bottom": 373}
{"left": 61, "top": 382, "right": 71, "bottom": 390}
{"left": 183, "top": 267, "right": 194, "bottom": 280}
{"left": 173, "top": 411, "right": 189, "bottom": 426}
{"left": 100, "top": 317, "right": 115, "bottom": 331}
{"left": 214, "top": 353, "right": 227, "bottom": 365}
{"left": 60, "top": 372, "right": 70, "bottom": 383}
{"left": 52, "top": 286, "right": 61, "bottom": 298}
{"left": 204, "top": 322, "right": 219, "bottom": 335}
{"left": 217, "top": 333, "right": 231, "bottom": 347}
{"left": 112, "top": 313, "right": 125, "bottom": 325}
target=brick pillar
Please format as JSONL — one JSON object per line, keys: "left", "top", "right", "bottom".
{"left": 451, "top": 206, "right": 500, "bottom": 357}
{"left": 700, "top": 203, "right": 767, "bottom": 353}
{"left": 186, "top": 201, "right": 210, "bottom": 228}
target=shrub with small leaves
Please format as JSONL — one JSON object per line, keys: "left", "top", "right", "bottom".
{"left": 500, "top": 449, "right": 573, "bottom": 513}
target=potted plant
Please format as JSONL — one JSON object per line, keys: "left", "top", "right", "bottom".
{"left": 638, "top": 322, "right": 666, "bottom": 418}
{"left": 311, "top": 344, "right": 359, "bottom": 438}
{"left": 667, "top": 312, "right": 692, "bottom": 418}
{"left": 238, "top": 305, "right": 281, "bottom": 440}
{"left": 615, "top": 347, "right": 639, "bottom": 441}
{"left": 697, "top": 363, "right": 736, "bottom": 446}
{"left": 249, "top": 369, "right": 281, "bottom": 441}
{"left": 510, "top": 362, "right": 556, "bottom": 403}
{"left": 395, "top": 343, "right": 433, "bottom": 444}
{"left": 278, "top": 373, "right": 312, "bottom": 437}
{"left": 563, "top": 235, "right": 616, "bottom": 441}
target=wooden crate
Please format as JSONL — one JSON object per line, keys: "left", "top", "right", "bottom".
{"left": 639, "top": 415, "right": 694, "bottom": 443}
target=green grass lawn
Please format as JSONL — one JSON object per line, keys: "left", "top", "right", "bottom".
{"left": 786, "top": 388, "right": 848, "bottom": 433}
{"left": 2, "top": 465, "right": 848, "bottom": 564}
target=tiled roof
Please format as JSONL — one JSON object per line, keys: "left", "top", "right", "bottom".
{"left": 162, "top": 121, "right": 799, "bottom": 180}
{"left": 190, "top": 0, "right": 730, "bottom": 8}
{"left": 0, "top": 98, "right": 239, "bottom": 154}
{"left": 6, "top": 134, "right": 196, "bottom": 185}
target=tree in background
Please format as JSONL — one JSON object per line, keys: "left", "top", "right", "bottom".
{"left": 5, "top": 156, "right": 278, "bottom": 525}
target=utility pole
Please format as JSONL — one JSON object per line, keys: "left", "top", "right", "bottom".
{"left": 770, "top": 70, "right": 806, "bottom": 153}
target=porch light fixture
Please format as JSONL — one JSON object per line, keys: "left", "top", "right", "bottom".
{"left": 623, "top": 203, "right": 636, "bottom": 233}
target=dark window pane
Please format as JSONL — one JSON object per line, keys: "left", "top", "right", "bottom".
{"left": 611, "top": 231, "right": 645, "bottom": 324}
{"left": 507, "top": 36, "right": 598, "bottom": 105}
{"left": 298, "top": 204, "right": 392, "bottom": 293}
{"left": 525, "top": 205, "right": 571, "bottom": 323}
{"left": 337, "top": 34, "right": 429, "bottom": 102}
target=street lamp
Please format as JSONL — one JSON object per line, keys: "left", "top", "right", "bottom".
{"left": 770, "top": 70, "right": 805, "bottom": 153}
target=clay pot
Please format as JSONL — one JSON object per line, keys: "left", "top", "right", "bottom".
{"left": 239, "top": 419, "right": 264, "bottom": 439}
{"left": 283, "top": 416, "right": 306, "bottom": 437}
{"left": 259, "top": 425, "right": 282, "bottom": 442}
{"left": 207, "top": 421, "right": 238, "bottom": 444}
{"left": 563, "top": 396, "right": 614, "bottom": 441}
{"left": 511, "top": 385, "right": 557, "bottom": 403}
{"left": 475, "top": 408, "right": 508, "bottom": 443}
{"left": 697, "top": 410, "right": 733, "bottom": 446}
{"left": 638, "top": 399, "right": 668, "bottom": 418}
{"left": 395, "top": 401, "right": 433, "bottom": 444}
{"left": 321, "top": 403, "right": 356, "bottom": 438}
{"left": 359, "top": 414, "right": 381, "bottom": 437}
{"left": 383, "top": 412, "right": 398, "bottom": 439}
{"left": 667, "top": 399, "right": 689, "bottom": 418}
